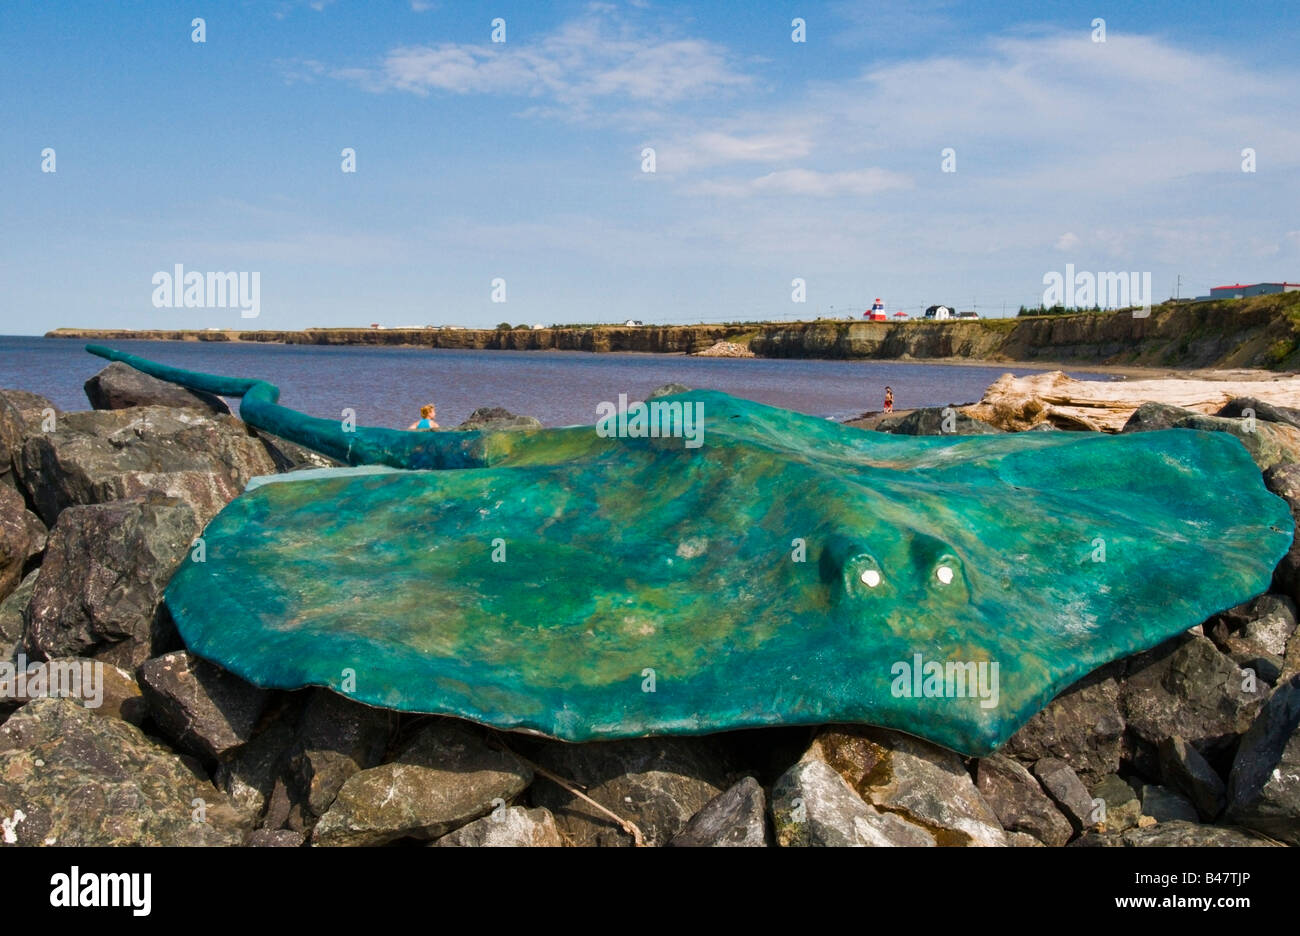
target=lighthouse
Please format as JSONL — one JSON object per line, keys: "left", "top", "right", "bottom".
{"left": 866, "top": 298, "right": 888, "bottom": 322}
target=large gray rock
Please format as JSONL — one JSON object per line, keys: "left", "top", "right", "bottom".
{"left": 1121, "top": 402, "right": 1200, "bottom": 433}
{"left": 287, "top": 690, "right": 396, "bottom": 818}
{"left": 668, "top": 776, "right": 770, "bottom": 847}
{"left": 452, "top": 407, "right": 542, "bottom": 432}
{"left": 0, "top": 697, "right": 248, "bottom": 845}
{"left": 5, "top": 656, "right": 147, "bottom": 725}
{"left": 0, "top": 484, "right": 44, "bottom": 603}
{"left": 1205, "top": 594, "right": 1296, "bottom": 685}
{"left": 0, "top": 390, "right": 57, "bottom": 492}
{"left": 434, "top": 806, "right": 561, "bottom": 847}
{"left": 1003, "top": 661, "right": 1126, "bottom": 783}
{"left": 17, "top": 405, "right": 275, "bottom": 527}
{"left": 0, "top": 567, "right": 38, "bottom": 652}
{"left": 245, "top": 828, "right": 305, "bottom": 847}
{"left": 313, "top": 721, "right": 532, "bottom": 847}
{"left": 22, "top": 496, "right": 197, "bottom": 668}
{"left": 1121, "top": 634, "right": 1264, "bottom": 776}
{"left": 529, "top": 737, "right": 731, "bottom": 847}
{"left": 1217, "top": 397, "right": 1300, "bottom": 431}
{"left": 137, "top": 651, "right": 270, "bottom": 761}
{"left": 85, "top": 362, "right": 231, "bottom": 415}
{"left": 807, "top": 727, "right": 1005, "bottom": 846}
{"left": 1226, "top": 674, "right": 1300, "bottom": 844}
{"left": 1072, "top": 820, "right": 1277, "bottom": 847}
{"left": 875, "top": 406, "right": 1003, "bottom": 436}
{"left": 254, "top": 430, "right": 342, "bottom": 472}
{"left": 1158, "top": 735, "right": 1226, "bottom": 820}
{"left": 215, "top": 717, "right": 297, "bottom": 821}
{"left": 974, "top": 754, "right": 1073, "bottom": 846}
{"left": 771, "top": 759, "right": 936, "bottom": 846}
{"left": 1032, "top": 758, "right": 1100, "bottom": 834}
{"left": 1139, "top": 784, "right": 1200, "bottom": 823}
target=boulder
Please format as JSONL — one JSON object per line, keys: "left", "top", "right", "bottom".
{"left": 1205, "top": 594, "right": 1295, "bottom": 686}
{"left": 245, "top": 828, "right": 304, "bottom": 847}
{"left": 215, "top": 717, "right": 297, "bottom": 821}
{"left": 1157, "top": 735, "right": 1226, "bottom": 820}
{"left": 4, "top": 656, "right": 146, "bottom": 725}
{"left": 1032, "top": 758, "right": 1100, "bottom": 834}
{"left": 1089, "top": 774, "right": 1142, "bottom": 833}
{"left": 137, "top": 651, "right": 270, "bottom": 761}
{"left": 254, "top": 430, "right": 342, "bottom": 472}
{"left": 1005, "top": 831, "right": 1046, "bottom": 846}
{"left": 974, "top": 754, "right": 1073, "bottom": 846}
{"left": 312, "top": 721, "right": 531, "bottom": 847}
{"left": 1072, "top": 820, "right": 1277, "bottom": 847}
{"left": 0, "top": 484, "right": 45, "bottom": 602}
{"left": 807, "top": 726, "right": 1005, "bottom": 846}
{"left": 874, "top": 406, "right": 1003, "bottom": 436}
{"left": 1003, "top": 661, "right": 1125, "bottom": 783}
{"left": 1139, "top": 784, "right": 1200, "bottom": 823}
{"left": 287, "top": 689, "right": 395, "bottom": 817}
{"left": 452, "top": 407, "right": 542, "bottom": 432}
{"left": 771, "top": 759, "right": 935, "bottom": 847}
{"left": 0, "top": 390, "right": 57, "bottom": 491}
{"left": 0, "top": 697, "right": 248, "bottom": 845}
{"left": 1263, "top": 463, "right": 1300, "bottom": 604}
{"left": 1217, "top": 397, "right": 1300, "bottom": 431}
{"left": 84, "top": 362, "right": 231, "bottom": 415}
{"left": 0, "top": 568, "right": 38, "bottom": 652}
{"left": 528, "top": 737, "right": 731, "bottom": 847}
{"left": 1120, "top": 402, "right": 1200, "bottom": 433}
{"left": 17, "top": 406, "right": 276, "bottom": 527}
{"left": 22, "top": 496, "right": 198, "bottom": 668}
{"left": 1121, "top": 634, "right": 1265, "bottom": 776}
{"left": 1226, "top": 674, "right": 1300, "bottom": 844}
{"left": 668, "top": 776, "right": 770, "bottom": 847}
{"left": 647, "top": 383, "right": 691, "bottom": 401}
{"left": 433, "top": 806, "right": 562, "bottom": 847}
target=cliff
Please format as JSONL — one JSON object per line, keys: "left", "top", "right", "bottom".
{"left": 46, "top": 291, "right": 1300, "bottom": 370}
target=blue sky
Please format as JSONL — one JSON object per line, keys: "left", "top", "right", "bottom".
{"left": 2, "top": 0, "right": 1298, "bottom": 333}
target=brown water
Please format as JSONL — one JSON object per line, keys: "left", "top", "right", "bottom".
{"left": 0, "top": 337, "right": 1112, "bottom": 428}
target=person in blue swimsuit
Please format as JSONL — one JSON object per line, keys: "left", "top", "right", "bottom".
{"left": 408, "top": 404, "right": 439, "bottom": 430}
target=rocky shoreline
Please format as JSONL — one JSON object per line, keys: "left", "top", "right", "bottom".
{"left": 43, "top": 291, "right": 1300, "bottom": 371}
{"left": 0, "top": 363, "right": 1297, "bottom": 846}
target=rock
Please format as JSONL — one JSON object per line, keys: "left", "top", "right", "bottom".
{"left": 0, "top": 697, "right": 248, "bottom": 845}
{"left": 1226, "top": 674, "right": 1300, "bottom": 844}
{"left": 1125, "top": 408, "right": 1300, "bottom": 471}
{"left": 0, "top": 568, "right": 38, "bottom": 651}
{"left": 1090, "top": 774, "right": 1142, "bottom": 833}
{"left": 452, "top": 407, "right": 542, "bottom": 432}
{"left": 807, "top": 726, "right": 1005, "bottom": 846}
{"left": 255, "top": 430, "right": 343, "bottom": 472}
{"left": 1205, "top": 595, "right": 1295, "bottom": 686}
{"left": 1121, "top": 402, "right": 1201, "bottom": 433}
{"left": 528, "top": 737, "right": 731, "bottom": 847}
{"left": 215, "top": 717, "right": 296, "bottom": 821}
{"left": 0, "top": 390, "right": 57, "bottom": 491}
{"left": 974, "top": 754, "right": 1073, "bottom": 846}
{"left": 312, "top": 721, "right": 531, "bottom": 847}
{"left": 0, "top": 484, "right": 44, "bottom": 602}
{"left": 647, "top": 383, "right": 691, "bottom": 401}
{"left": 1003, "top": 661, "right": 1125, "bottom": 783}
{"left": 23, "top": 497, "right": 197, "bottom": 668}
{"left": 1073, "top": 820, "right": 1278, "bottom": 847}
{"left": 1032, "top": 758, "right": 1099, "bottom": 833}
{"left": 137, "top": 651, "right": 270, "bottom": 760}
{"left": 1217, "top": 397, "right": 1300, "bottom": 431}
{"left": 1263, "top": 464, "right": 1300, "bottom": 603}
{"left": 1139, "top": 784, "right": 1200, "bottom": 823}
{"left": 1158, "top": 735, "right": 1226, "bottom": 820}
{"left": 287, "top": 690, "right": 395, "bottom": 817}
{"left": 874, "top": 406, "right": 1003, "bottom": 436}
{"left": 84, "top": 362, "right": 231, "bottom": 415}
{"left": 771, "top": 759, "right": 936, "bottom": 847}
{"left": 245, "top": 828, "right": 304, "bottom": 847}
{"left": 668, "top": 776, "right": 770, "bottom": 847}
{"left": 434, "top": 806, "right": 561, "bottom": 847}
{"left": 693, "top": 340, "right": 755, "bottom": 358}
{"left": 17, "top": 406, "right": 276, "bottom": 527}
{"left": 1121, "top": 634, "right": 1264, "bottom": 777}
{"left": 1005, "top": 831, "right": 1046, "bottom": 846}
{"left": 5, "top": 656, "right": 147, "bottom": 725}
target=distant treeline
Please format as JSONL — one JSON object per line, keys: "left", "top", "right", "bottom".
{"left": 1017, "top": 304, "right": 1111, "bottom": 317}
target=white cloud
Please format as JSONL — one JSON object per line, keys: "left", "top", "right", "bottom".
{"left": 689, "top": 168, "right": 912, "bottom": 198}
{"left": 1056, "top": 232, "right": 1080, "bottom": 251}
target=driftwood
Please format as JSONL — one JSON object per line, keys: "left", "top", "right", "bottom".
{"left": 966, "top": 371, "right": 1300, "bottom": 432}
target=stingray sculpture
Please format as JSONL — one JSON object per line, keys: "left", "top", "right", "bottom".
{"left": 86, "top": 344, "right": 1292, "bottom": 755}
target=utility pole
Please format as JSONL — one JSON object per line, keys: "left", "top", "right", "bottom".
{"left": 1175, "top": 274, "right": 1182, "bottom": 301}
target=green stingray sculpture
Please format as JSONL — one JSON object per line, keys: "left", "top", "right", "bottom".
{"left": 86, "top": 345, "right": 1292, "bottom": 755}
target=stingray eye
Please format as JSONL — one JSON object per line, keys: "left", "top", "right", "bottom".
{"left": 935, "top": 565, "right": 954, "bottom": 585}
{"left": 860, "top": 569, "right": 881, "bottom": 588}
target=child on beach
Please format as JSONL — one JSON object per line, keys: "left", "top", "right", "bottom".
{"left": 883, "top": 387, "right": 894, "bottom": 414}
{"left": 408, "top": 404, "right": 439, "bottom": 430}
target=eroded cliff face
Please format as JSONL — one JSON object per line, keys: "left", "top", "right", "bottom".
{"left": 45, "top": 292, "right": 1300, "bottom": 369}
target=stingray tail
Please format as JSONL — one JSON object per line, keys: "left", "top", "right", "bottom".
{"left": 85, "top": 344, "right": 483, "bottom": 470}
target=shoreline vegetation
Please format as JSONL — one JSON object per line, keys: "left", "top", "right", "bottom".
{"left": 45, "top": 292, "right": 1300, "bottom": 372}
